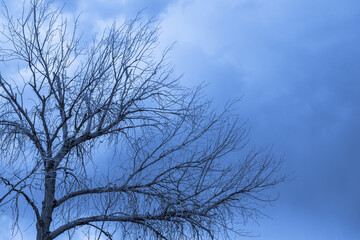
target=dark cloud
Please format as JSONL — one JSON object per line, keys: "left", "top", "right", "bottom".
{"left": 159, "top": 0, "right": 360, "bottom": 239}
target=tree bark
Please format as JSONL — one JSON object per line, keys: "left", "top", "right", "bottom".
{"left": 36, "top": 163, "right": 56, "bottom": 240}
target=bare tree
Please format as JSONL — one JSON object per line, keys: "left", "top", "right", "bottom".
{"left": 0, "top": 1, "right": 284, "bottom": 239}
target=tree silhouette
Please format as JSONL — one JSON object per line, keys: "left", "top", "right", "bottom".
{"left": 0, "top": 1, "right": 284, "bottom": 239}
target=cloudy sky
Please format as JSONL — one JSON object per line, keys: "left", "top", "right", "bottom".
{"left": 2, "top": 0, "right": 360, "bottom": 239}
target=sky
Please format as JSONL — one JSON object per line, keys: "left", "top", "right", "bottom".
{"left": 1, "top": 0, "right": 360, "bottom": 239}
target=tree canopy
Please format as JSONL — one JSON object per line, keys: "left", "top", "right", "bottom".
{"left": 0, "top": 1, "right": 284, "bottom": 239}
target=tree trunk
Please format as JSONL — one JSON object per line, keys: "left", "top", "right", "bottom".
{"left": 36, "top": 166, "right": 57, "bottom": 240}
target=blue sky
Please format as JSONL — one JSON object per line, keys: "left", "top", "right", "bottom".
{"left": 140, "top": 1, "right": 360, "bottom": 238}
{"left": 126, "top": 1, "right": 360, "bottom": 239}
{"left": 2, "top": 0, "right": 360, "bottom": 239}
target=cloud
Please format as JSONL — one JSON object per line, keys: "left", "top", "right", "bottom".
{"left": 158, "top": 0, "right": 360, "bottom": 238}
